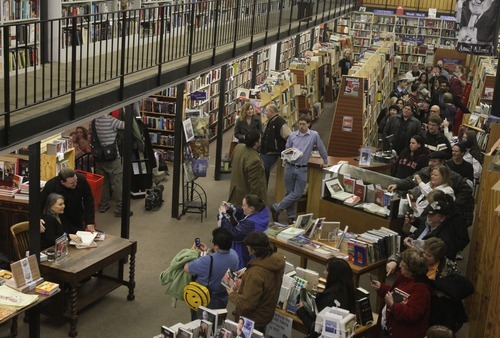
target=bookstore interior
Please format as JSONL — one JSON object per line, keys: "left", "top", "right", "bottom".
{"left": 1, "top": 0, "right": 500, "bottom": 337}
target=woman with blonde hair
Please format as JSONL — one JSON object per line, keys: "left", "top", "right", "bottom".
{"left": 234, "top": 102, "right": 262, "bottom": 143}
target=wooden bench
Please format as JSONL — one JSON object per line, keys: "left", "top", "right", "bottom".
{"left": 275, "top": 308, "right": 378, "bottom": 337}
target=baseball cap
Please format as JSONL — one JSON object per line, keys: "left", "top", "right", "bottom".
{"left": 429, "top": 151, "right": 446, "bottom": 160}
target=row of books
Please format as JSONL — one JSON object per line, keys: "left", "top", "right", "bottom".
{"left": 347, "top": 227, "right": 401, "bottom": 266}
{"left": 46, "top": 136, "right": 73, "bottom": 156}
{"left": 141, "top": 98, "right": 176, "bottom": 114}
{"left": 157, "top": 307, "right": 264, "bottom": 338}
{"left": 143, "top": 116, "right": 175, "bottom": 131}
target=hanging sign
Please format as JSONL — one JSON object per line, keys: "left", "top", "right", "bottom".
{"left": 190, "top": 91, "right": 207, "bottom": 101}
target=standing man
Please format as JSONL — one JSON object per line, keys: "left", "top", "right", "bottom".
{"left": 184, "top": 228, "right": 239, "bottom": 315}
{"left": 92, "top": 114, "right": 132, "bottom": 217}
{"left": 229, "top": 130, "right": 267, "bottom": 204}
{"left": 270, "top": 114, "right": 328, "bottom": 224}
{"left": 40, "top": 168, "right": 95, "bottom": 231}
{"left": 226, "top": 232, "right": 285, "bottom": 334}
{"left": 421, "top": 115, "right": 452, "bottom": 159}
{"left": 260, "top": 104, "right": 291, "bottom": 185}
{"left": 383, "top": 104, "right": 422, "bottom": 154}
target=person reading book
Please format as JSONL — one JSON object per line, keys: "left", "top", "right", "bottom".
{"left": 296, "top": 257, "right": 356, "bottom": 338}
{"left": 218, "top": 195, "right": 270, "bottom": 270}
{"left": 184, "top": 228, "right": 238, "bottom": 318}
{"left": 225, "top": 232, "right": 285, "bottom": 333}
{"left": 40, "top": 193, "right": 82, "bottom": 250}
{"left": 371, "top": 250, "right": 432, "bottom": 338}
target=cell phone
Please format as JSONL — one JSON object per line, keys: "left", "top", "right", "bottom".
{"left": 369, "top": 274, "right": 377, "bottom": 284}
{"left": 195, "top": 238, "right": 201, "bottom": 248}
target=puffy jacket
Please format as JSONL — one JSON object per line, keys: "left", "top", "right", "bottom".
{"left": 220, "top": 205, "right": 270, "bottom": 270}
{"left": 230, "top": 252, "right": 286, "bottom": 328}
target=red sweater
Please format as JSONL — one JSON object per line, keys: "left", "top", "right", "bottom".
{"left": 376, "top": 273, "right": 432, "bottom": 338}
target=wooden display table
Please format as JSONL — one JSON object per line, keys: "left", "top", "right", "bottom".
{"left": 306, "top": 156, "right": 392, "bottom": 217}
{"left": 268, "top": 236, "right": 386, "bottom": 288}
{"left": 40, "top": 235, "right": 137, "bottom": 337}
{"left": 275, "top": 308, "right": 379, "bottom": 337}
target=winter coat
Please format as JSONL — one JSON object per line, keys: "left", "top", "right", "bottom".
{"left": 230, "top": 252, "right": 286, "bottom": 328}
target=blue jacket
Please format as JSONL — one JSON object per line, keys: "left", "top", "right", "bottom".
{"left": 220, "top": 205, "right": 270, "bottom": 270}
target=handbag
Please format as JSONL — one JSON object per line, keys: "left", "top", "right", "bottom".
{"left": 183, "top": 256, "right": 213, "bottom": 311}
{"left": 91, "top": 119, "right": 118, "bottom": 162}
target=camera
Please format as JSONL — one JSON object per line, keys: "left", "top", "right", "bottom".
{"left": 145, "top": 184, "right": 164, "bottom": 211}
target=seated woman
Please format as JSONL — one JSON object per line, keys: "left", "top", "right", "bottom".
{"left": 393, "top": 135, "right": 430, "bottom": 179}
{"left": 218, "top": 194, "right": 269, "bottom": 269}
{"left": 41, "top": 193, "right": 82, "bottom": 250}
{"left": 372, "top": 250, "right": 432, "bottom": 338}
{"left": 296, "top": 257, "right": 356, "bottom": 337}
{"left": 411, "top": 165, "right": 455, "bottom": 217}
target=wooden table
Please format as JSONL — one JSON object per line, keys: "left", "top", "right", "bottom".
{"left": 0, "top": 290, "right": 60, "bottom": 338}
{"left": 269, "top": 237, "right": 386, "bottom": 287}
{"left": 275, "top": 308, "right": 379, "bottom": 337}
{"left": 40, "top": 235, "right": 137, "bottom": 337}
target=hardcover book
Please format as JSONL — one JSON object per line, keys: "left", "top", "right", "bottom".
{"left": 35, "top": 281, "right": 60, "bottom": 295}
{"left": 342, "top": 175, "right": 355, "bottom": 193}
{"left": 197, "top": 306, "right": 228, "bottom": 336}
{"left": 355, "top": 287, "right": 373, "bottom": 326}
{"left": 353, "top": 180, "right": 367, "bottom": 202}
{"left": 221, "top": 268, "right": 241, "bottom": 291}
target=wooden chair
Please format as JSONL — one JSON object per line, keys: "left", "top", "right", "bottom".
{"left": 10, "top": 221, "right": 30, "bottom": 261}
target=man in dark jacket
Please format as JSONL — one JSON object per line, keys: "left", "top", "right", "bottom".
{"left": 421, "top": 115, "right": 452, "bottom": 159}
{"left": 260, "top": 104, "right": 291, "bottom": 185}
{"left": 383, "top": 104, "right": 421, "bottom": 154}
{"left": 40, "top": 168, "right": 95, "bottom": 231}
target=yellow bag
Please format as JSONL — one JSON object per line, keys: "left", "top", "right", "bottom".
{"left": 183, "top": 255, "right": 213, "bottom": 311}
{"left": 183, "top": 281, "right": 211, "bottom": 311}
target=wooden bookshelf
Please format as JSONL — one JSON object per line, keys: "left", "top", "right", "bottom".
{"left": 328, "top": 41, "right": 394, "bottom": 157}
{"left": 466, "top": 55, "right": 497, "bottom": 113}
{"left": 40, "top": 148, "right": 75, "bottom": 181}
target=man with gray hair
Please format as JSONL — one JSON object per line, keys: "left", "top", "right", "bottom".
{"left": 260, "top": 104, "right": 291, "bottom": 185}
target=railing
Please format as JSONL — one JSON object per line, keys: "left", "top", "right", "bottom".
{"left": 359, "top": 0, "right": 457, "bottom": 13}
{"left": 1, "top": 0, "right": 355, "bottom": 117}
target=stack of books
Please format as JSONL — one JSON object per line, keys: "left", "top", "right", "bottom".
{"left": 0, "top": 185, "right": 19, "bottom": 197}
{"left": 347, "top": 227, "right": 400, "bottom": 266}
{"left": 35, "top": 281, "right": 60, "bottom": 296}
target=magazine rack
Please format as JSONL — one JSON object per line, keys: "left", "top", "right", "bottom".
{"left": 179, "top": 181, "right": 207, "bottom": 222}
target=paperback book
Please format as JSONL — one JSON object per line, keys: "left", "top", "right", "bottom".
{"left": 221, "top": 268, "right": 241, "bottom": 291}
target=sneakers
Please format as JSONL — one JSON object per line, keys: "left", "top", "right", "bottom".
{"left": 99, "top": 206, "right": 110, "bottom": 213}
{"left": 114, "top": 210, "right": 134, "bottom": 218}
{"left": 270, "top": 205, "right": 280, "bottom": 222}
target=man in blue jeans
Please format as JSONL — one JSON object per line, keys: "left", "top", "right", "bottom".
{"left": 270, "top": 114, "right": 328, "bottom": 224}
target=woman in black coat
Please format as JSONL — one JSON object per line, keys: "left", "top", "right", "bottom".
{"left": 296, "top": 257, "right": 356, "bottom": 337}
{"left": 393, "top": 135, "right": 430, "bottom": 179}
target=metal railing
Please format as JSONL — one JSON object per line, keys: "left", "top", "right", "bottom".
{"left": 1, "top": 0, "right": 355, "bottom": 111}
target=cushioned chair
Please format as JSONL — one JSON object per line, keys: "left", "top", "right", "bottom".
{"left": 10, "top": 221, "right": 30, "bottom": 261}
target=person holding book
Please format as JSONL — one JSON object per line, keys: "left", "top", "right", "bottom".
{"left": 296, "top": 257, "right": 356, "bottom": 337}
{"left": 219, "top": 195, "right": 270, "bottom": 270}
{"left": 225, "top": 232, "right": 285, "bottom": 333}
{"left": 184, "top": 227, "right": 239, "bottom": 317}
{"left": 40, "top": 168, "right": 95, "bottom": 232}
{"left": 40, "top": 193, "right": 82, "bottom": 249}
{"left": 270, "top": 114, "right": 328, "bottom": 224}
{"left": 372, "top": 250, "right": 432, "bottom": 338}
{"left": 233, "top": 103, "right": 262, "bottom": 144}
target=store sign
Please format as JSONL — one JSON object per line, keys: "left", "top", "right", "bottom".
{"left": 373, "top": 10, "right": 395, "bottom": 15}
{"left": 190, "top": 91, "right": 207, "bottom": 101}
{"left": 266, "top": 312, "right": 292, "bottom": 338}
{"left": 405, "top": 12, "right": 426, "bottom": 18}
{"left": 402, "top": 37, "right": 424, "bottom": 44}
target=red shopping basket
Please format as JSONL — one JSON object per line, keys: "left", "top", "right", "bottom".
{"left": 76, "top": 170, "right": 103, "bottom": 209}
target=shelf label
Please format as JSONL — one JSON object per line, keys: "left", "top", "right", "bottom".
{"left": 373, "top": 10, "right": 395, "bottom": 15}
{"left": 190, "top": 91, "right": 207, "bottom": 101}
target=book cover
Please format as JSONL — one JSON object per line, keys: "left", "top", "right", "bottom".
{"left": 353, "top": 180, "right": 366, "bottom": 202}
{"left": 192, "top": 158, "right": 209, "bottom": 178}
{"left": 276, "top": 227, "right": 306, "bottom": 241}
{"left": 374, "top": 185, "right": 384, "bottom": 207}
{"left": 355, "top": 297, "right": 373, "bottom": 325}
{"left": 287, "top": 235, "right": 311, "bottom": 247}
{"left": 161, "top": 325, "right": 176, "bottom": 338}
{"left": 267, "top": 223, "right": 289, "bottom": 237}
{"left": 353, "top": 243, "right": 368, "bottom": 266}
{"left": 55, "top": 234, "right": 69, "bottom": 264}
{"left": 178, "top": 327, "right": 194, "bottom": 338}
{"left": 221, "top": 268, "right": 241, "bottom": 291}
{"left": 35, "top": 281, "right": 60, "bottom": 295}
{"left": 218, "top": 328, "right": 233, "bottom": 338}
{"left": 197, "top": 306, "right": 228, "bottom": 336}
{"left": 239, "top": 316, "right": 254, "bottom": 338}
{"left": 392, "top": 287, "right": 410, "bottom": 304}
{"left": 0, "top": 269, "right": 13, "bottom": 286}
{"left": 342, "top": 175, "right": 355, "bottom": 193}
{"left": 343, "top": 195, "right": 361, "bottom": 206}
{"left": 199, "top": 320, "right": 212, "bottom": 338}
{"left": 294, "top": 213, "right": 313, "bottom": 233}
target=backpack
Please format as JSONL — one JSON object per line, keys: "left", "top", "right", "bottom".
{"left": 91, "top": 119, "right": 118, "bottom": 162}
{"left": 183, "top": 256, "right": 213, "bottom": 311}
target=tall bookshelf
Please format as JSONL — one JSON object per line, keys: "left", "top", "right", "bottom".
{"left": 350, "top": 11, "right": 373, "bottom": 61}
{"left": 289, "top": 58, "right": 324, "bottom": 121}
{"left": 372, "top": 13, "right": 395, "bottom": 38}
{"left": 277, "top": 37, "right": 296, "bottom": 71}
{"left": 47, "top": 0, "right": 141, "bottom": 62}
{"left": 467, "top": 55, "right": 497, "bottom": 114}
{"left": 328, "top": 41, "right": 394, "bottom": 157}
{"left": 140, "top": 87, "right": 177, "bottom": 162}
{"left": 0, "top": 0, "right": 40, "bottom": 76}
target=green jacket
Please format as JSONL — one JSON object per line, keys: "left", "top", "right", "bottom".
{"left": 160, "top": 248, "right": 198, "bottom": 307}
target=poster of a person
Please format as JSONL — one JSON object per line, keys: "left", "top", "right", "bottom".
{"left": 456, "top": 0, "right": 499, "bottom": 54}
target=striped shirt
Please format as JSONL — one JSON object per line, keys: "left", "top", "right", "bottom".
{"left": 94, "top": 115, "right": 125, "bottom": 146}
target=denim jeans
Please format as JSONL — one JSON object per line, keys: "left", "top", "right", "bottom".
{"left": 273, "top": 165, "right": 307, "bottom": 218}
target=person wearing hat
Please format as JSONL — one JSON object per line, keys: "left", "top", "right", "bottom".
{"left": 447, "top": 143, "right": 474, "bottom": 182}
{"left": 403, "top": 199, "right": 467, "bottom": 259}
{"left": 378, "top": 103, "right": 400, "bottom": 135}
{"left": 225, "top": 232, "right": 285, "bottom": 333}
{"left": 383, "top": 103, "right": 421, "bottom": 154}
{"left": 390, "top": 74, "right": 412, "bottom": 99}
